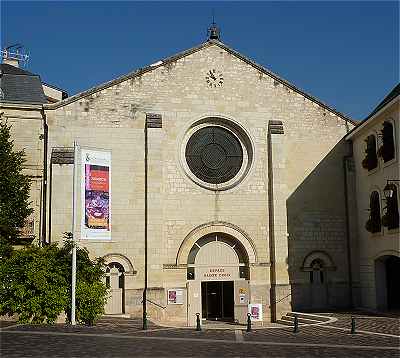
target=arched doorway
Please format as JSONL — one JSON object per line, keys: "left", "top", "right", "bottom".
{"left": 375, "top": 255, "right": 400, "bottom": 310}
{"left": 302, "top": 251, "right": 336, "bottom": 310}
{"left": 186, "top": 233, "right": 250, "bottom": 324}
{"left": 309, "top": 259, "right": 328, "bottom": 309}
{"left": 102, "top": 254, "right": 135, "bottom": 315}
{"left": 105, "top": 262, "right": 125, "bottom": 314}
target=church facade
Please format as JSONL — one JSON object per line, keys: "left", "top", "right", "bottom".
{"left": 2, "top": 32, "right": 362, "bottom": 325}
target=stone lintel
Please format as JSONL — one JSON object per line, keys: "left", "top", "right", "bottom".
{"left": 163, "top": 264, "right": 187, "bottom": 270}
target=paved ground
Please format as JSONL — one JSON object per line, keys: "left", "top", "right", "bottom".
{"left": 1, "top": 313, "right": 399, "bottom": 357}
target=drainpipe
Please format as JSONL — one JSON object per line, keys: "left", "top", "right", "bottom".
{"left": 40, "top": 108, "right": 48, "bottom": 246}
{"left": 143, "top": 113, "right": 162, "bottom": 330}
{"left": 343, "top": 149, "right": 354, "bottom": 308}
{"left": 267, "top": 120, "right": 284, "bottom": 323}
{"left": 267, "top": 130, "right": 277, "bottom": 322}
{"left": 48, "top": 159, "right": 53, "bottom": 244}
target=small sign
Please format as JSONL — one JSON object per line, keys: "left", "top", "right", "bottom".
{"left": 168, "top": 289, "right": 184, "bottom": 305}
{"left": 248, "top": 304, "right": 263, "bottom": 321}
{"left": 239, "top": 295, "right": 246, "bottom": 304}
{"left": 203, "top": 268, "right": 232, "bottom": 279}
{"left": 239, "top": 288, "right": 246, "bottom": 294}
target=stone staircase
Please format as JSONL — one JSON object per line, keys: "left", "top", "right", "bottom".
{"left": 277, "top": 312, "right": 334, "bottom": 327}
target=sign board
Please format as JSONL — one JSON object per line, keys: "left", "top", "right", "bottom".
{"left": 248, "top": 303, "right": 263, "bottom": 321}
{"left": 81, "top": 149, "right": 111, "bottom": 240}
{"left": 197, "top": 266, "right": 239, "bottom": 281}
{"left": 168, "top": 289, "right": 184, "bottom": 305}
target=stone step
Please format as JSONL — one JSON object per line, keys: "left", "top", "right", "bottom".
{"left": 280, "top": 315, "right": 321, "bottom": 324}
{"left": 286, "top": 312, "right": 331, "bottom": 322}
{"left": 276, "top": 319, "right": 294, "bottom": 326}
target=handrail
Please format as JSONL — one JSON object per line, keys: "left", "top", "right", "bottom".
{"left": 142, "top": 299, "right": 167, "bottom": 310}
{"left": 269, "top": 292, "right": 291, "bottom": 307}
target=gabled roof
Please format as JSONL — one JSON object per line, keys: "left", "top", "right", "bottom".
{"left": 345, "top": 83, "right": 399, "bottom": 140}
{"left": 44, "top": 40, "right": 355, "bottom": 124}
{"left": 365, "top": 83, "right": 400, "bottom": 121}
{"left": 0, "top": 63, "right": 47, "bottom": 104}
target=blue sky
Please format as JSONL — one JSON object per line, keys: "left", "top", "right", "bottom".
{"left": 1, "top": 1, "right": 398, "bottom": 120}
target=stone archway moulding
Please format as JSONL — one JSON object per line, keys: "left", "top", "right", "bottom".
{"left": 176, "top": 221, "right": 258, "bottom": 266}
{"left": 301, "top": 251, "right": 336, "bottom": 271}
{"left": 374, "top": 250, "right": 400, "bottom": 261}
{"left": 103, "top": 253, "right": 135, "bottom": 274}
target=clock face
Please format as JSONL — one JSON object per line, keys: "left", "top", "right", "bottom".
{"left": 205, "top": 69, "right": 224, "bottom": 88}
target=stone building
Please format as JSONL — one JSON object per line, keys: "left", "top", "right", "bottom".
{"left": 2, "top": 29, "right": 362, "bottom": 325}
{"left": 0, "top": 48, "right": 67, "bottom": 244}
{"left": 345, "top": 84, "right": 400, "bottom": 311}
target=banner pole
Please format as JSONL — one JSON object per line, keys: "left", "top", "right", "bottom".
{"left": 71, "top": 141, "right": 78, "bottom": 325}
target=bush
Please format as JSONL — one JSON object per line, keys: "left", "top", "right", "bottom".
{"left": 0, "top": 244, "right": 68, "bottom": 323}
{"left": 76, "top": 281, "right": 108, "bottom": 326}
{"left": 0, "top": 239, "right": 107, "bottom": 325}
{"left": 61, "top": 237, "right": 108, "bottom": 325}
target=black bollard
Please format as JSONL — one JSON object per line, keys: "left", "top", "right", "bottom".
{"left": 293, "top": 314, "right": 299, "bottom": 333}
{"left": 196, "top": 313, "right": 201, "bottom": 331}
{"left": 246, "top": 313, "right": 252, "bottom": 332}
{"left": 351, "top": 316, "right": 356, "bottom": 334}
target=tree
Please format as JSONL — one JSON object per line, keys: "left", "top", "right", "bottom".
{"left": 0, "top": 116, "right": 33, "bottom": 251}
{"left": 0, "top": 238, "right": 108, "bottom": 325}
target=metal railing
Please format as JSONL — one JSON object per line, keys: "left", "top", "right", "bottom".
{"left": 142, "top": 299, "right": 166, "bottom": 310}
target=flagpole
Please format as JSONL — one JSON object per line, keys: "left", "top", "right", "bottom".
{"left": 71, "top": 141, "right": 78, "bottom": 325}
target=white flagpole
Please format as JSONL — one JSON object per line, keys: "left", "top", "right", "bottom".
{"left": 71, "top": 141, "right": 78, "bottom": 325}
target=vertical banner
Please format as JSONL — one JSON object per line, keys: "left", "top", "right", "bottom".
{"left": 81, "top": 149, "right": 111, "bottom": 240}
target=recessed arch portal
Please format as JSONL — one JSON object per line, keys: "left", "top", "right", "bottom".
{"left": 176, "top": 221, "right": 257, "bottom": 266}
{"left": 187, "top": 233, "right": 249, "bottom": 265}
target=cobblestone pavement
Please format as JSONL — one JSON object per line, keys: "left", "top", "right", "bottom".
{"left": 319, "top": 312, "right": 400, "bottom": 336}
{"left": 1, "top": 314, "right": 399, "bottom": 357}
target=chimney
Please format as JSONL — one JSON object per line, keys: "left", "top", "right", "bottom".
{"left": 1, "top": 45, "right": 29, "bottom": 68}
{"left": 3, "top": 55, "right": 19, "bottom": 68}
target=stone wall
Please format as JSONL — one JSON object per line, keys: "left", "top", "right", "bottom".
{"left": 350, "top": 101, "right": 399, "bottom": 310}
{"left": 43, "top": 42, "right": 353, "bottom": 321}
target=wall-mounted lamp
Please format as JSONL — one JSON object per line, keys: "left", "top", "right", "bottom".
{"left": 383, "top": 180, "right": 400, "bottom": 199}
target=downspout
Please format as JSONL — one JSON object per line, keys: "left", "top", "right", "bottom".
{"left": 48, "top": 158, "right": 53, "bottom": 244}
{"left": 267, "top": 130, "right": 277, "bottom": 322}
{"left": 143, "top": 119, "right": 148, "bottom": 330}
{"left": 40, "top": 108, "right": 48, "bottom": 246}
{"left": 343, "top": 148, "right": 354, "bottom": 308}
{"left": 267, "top": 120, "right": 285, "bottom": 323}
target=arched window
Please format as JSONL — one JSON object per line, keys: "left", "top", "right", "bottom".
{"left": 309, "top": 259, "right": 325, "bottom": 284}
{"left": 383, "top": 185, "right": 399, "bottom": 230}
{"left": 378, "top": 121, "right": 395, "bottom": 162}
{"left": 362, "top": 135, "right": 378, "bottom": 171}
{"left": 366, "top": 191, "right": 382, "bottom": 233}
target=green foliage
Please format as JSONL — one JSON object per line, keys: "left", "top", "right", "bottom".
{"left": 0, "top": 118, "right": 33, "bottom": 245}
{"left": 0, "top": 237, "right": 107, "bottom": 325}
{"left": 76, "top": 281, "right": 108, "bottom": 326}
{"left": 0, "top": 244, "right": 68, "bottom": 323}
{"left": 61, "top": 234, "right": 107, "bottom": 325}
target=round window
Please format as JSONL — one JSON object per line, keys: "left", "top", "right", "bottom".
{"left": 185, "top": 126, "right": 243, "bottom": 184}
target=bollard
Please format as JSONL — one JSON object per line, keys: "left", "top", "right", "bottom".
{"left": 246, "top": 313, "right": 252, "bottom": 332}
{"left": 196, "top": 313, "right": 201, "bottom": 331}
{"left": 350, "top": 316, "right": 356, "bottom": 334}
{"left": 293, "top": 314, "right": 299, "bottom": 333}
